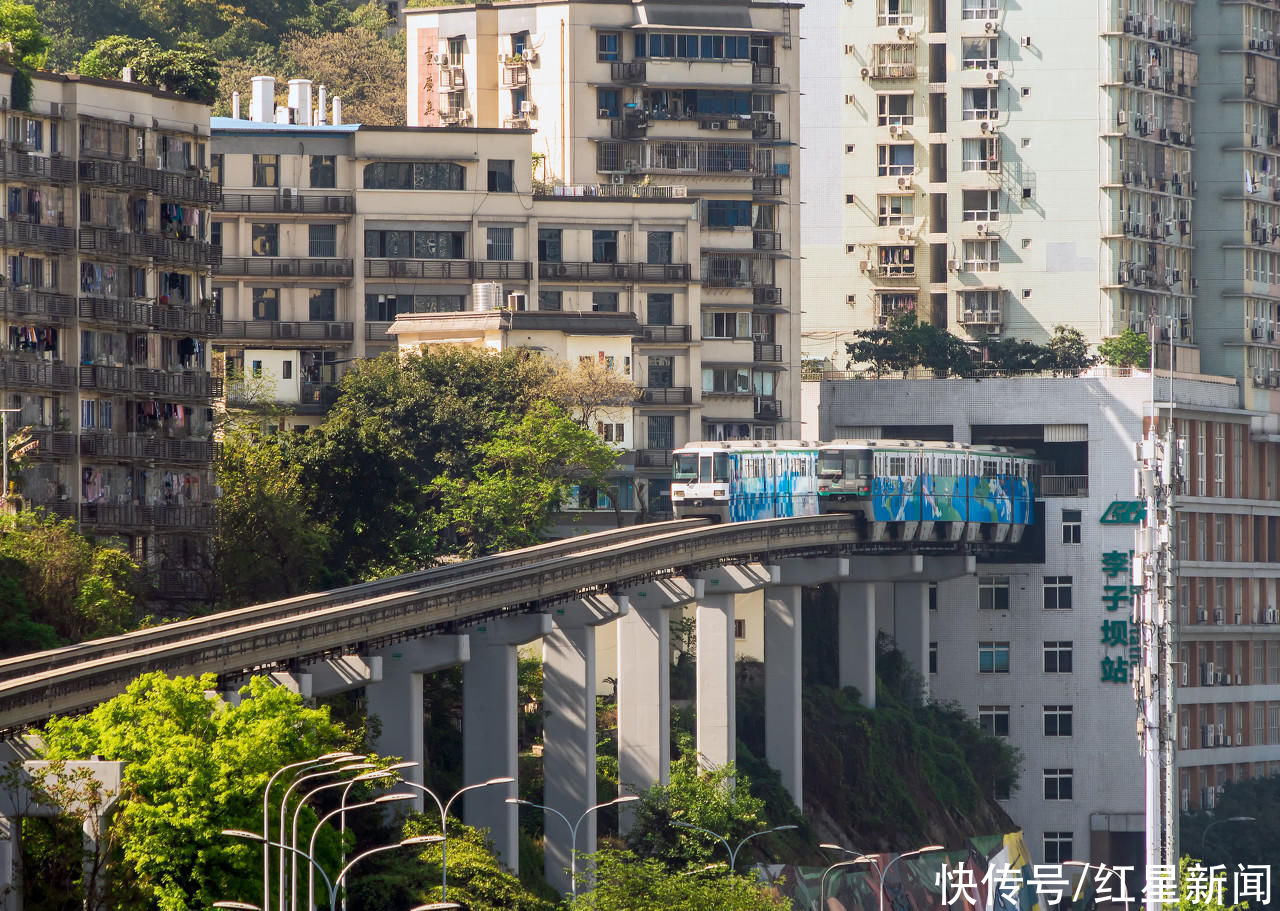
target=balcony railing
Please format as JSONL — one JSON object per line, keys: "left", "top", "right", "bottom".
{"left": 219, "top": 320, "right": 354, "bottom": 341}
{"left": 78, "top": 365, "right": 222, "bottom": 399}
{"left": 501, "top": 62, "right": 529, "bottom": 86}
{"left": 216, "top": 257, "right": 354, "bottom": 278}
{"left": 77, "top": 297, "right": 221, "bottom": 335}
{"left": 537, "top": 183, "right": 689, "bottom": 200}
{"left": 216, "top": 192, "right": 355, "bottom": 214}
{"left": 611, "top": 61, "right": 647, "bottom": 83}
{"left": 79, "top": 503, "right": 217, "bottom": 529}
{"left": 364, "top": 259, "right": 532, "bottom": 280}
{"left": 753, "top": 177, "right": 783, "bottom": 196}
{"left": 0, "top": 146, "right": 75, "bottom": 183}
{"left": 1040, "top": 475, "right": 1089, "bottom": 497}
{"left": 297, "top": 382, "right": 338, "bottom": 413}
{"left": 78, "top": 160, "right": 222, "bottom": 205}
{"left": 640, "top": 386, "right": 692, "bottom": 405}
{"left": 753, "top": 342, "right": 783, "bottom": 363}
{"left": 80, "top": 432, "right": 220, "bottom": 464}
{"left": 640, "top": 325, "right": 692, "bottom": 343}
{"left": 365, "top": 321, "right": 394, "bottom": 341}
{"left": 637, "top": 448, "right": 674, "bottom": 468}
{"left": 24, "top": 429, "right": 76, "bottom": 458}
{"left": 537, "top": 262, "right": 691, "bottom": 282}
{"left": 79, "top": 226, "right": 220, "bottom": 267}
{"left": 753, "top": 231, "right": 783, "bottom": 251}
{"left": 752, "top": 64, "right": 781, "bottom": 84}
{"left": 754, "top": 397, "right": 783, "bottom": 421}
{"left": 0, "top": 288, "right": 75, "bottom": 322}
{"left": 597, "top": 141, "right": 777, "bottom": 177}
{"left": 0, "top": 220, "right": 75, "bottom": 252}
{"left": 0, "top": 356, "right": 75, "bottom": 389}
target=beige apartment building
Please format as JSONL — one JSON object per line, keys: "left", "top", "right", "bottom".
{"left": 402, "top": 0, "right": 803, "bottom": 445}
{"left": 0, "top": 66, "right": 220, "bottom": 598}
{"left": 212, "top": 78, "right": 702, "bottom": 516}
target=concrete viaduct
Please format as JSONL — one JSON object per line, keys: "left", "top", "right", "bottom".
{"left": 0, "top": 516, "right": 981, "bottom": 894}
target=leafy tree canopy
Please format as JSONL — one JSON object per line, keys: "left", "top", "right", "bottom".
{"left": 569, "top": 848, "right": 790, "bottom": 911}
{"left": 0, "top": 0, "right": 50, "bottom": 69}
{"left": 1098, "top": 326, "right": 1152, "bottom": 368}
{"left": 77, "top": 35, "right": 219, "bottom": 102}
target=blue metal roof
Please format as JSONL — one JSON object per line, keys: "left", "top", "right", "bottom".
{"left": 210, "top": 117, "right": 362, "bottom": 132}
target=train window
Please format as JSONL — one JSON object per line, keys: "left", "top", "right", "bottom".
{"left": 851, "top": 451, "right": 872, "bottom": 475}
{"left": 673, "top": 453, "right": 698, "bottom": 479}
{"left": 819, "top": 450, "right": 843, "bottom": 476}
{"left": 982, "top": 459, "right": 998, "bottom": 477}
{"left": 713, "top": 453, "right": 731, "bottom": 482}
{"left": 889, "top": 456, "right": 907, "bottom": 475}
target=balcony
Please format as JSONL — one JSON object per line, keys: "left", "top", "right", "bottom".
{"left": 298, "top": 382, "right": 338, "bottom": 414}
{"left": 216, "top": 193, "right": 354, "bottom": 215}
{"left": 537, "top": 262, "right": 691, "bottom": 282}
{"left": 0, "top": 146, "right": 75, "bottom": 183}
{"left": 753, "top": 231, "right": 783, "bottom": 251}
{"left": 754, "top": 396, "right": 783, "bottom": 421}
{"left": 24, "top": 429, "right": 76, "bottom": 458}
{"left": 77, "top": 296, "right": 221, "bottom": 335}
{"left": 501, "top": 61, "right": 529, "bottom": 86}
{"left": 1040, "top": 475, "right": 1089, "bottom": 497}
{"left": 0, "top": 220, "right": 75, "bottom": 253}
{"left": 0, "top": 356, "right": 75, "bottom": 389}
{"left": 78, "top": 365, "right": 222, "bottom": 400}
{"left": 752, "top": 119, "right": 782, "bottom": 140}
{"left": 611, "top": 61, "right": 647, "bottom": 83}
{"left": 535, "top": 184, "right": 689, "bottom": 200}
{"left": 753, "top": 177, "right": 783, "bottom": 196}
{"left": 216, "top": 257, "right": 354, "bottom": 279}
{"left": 637, "top": 448, "right": 674, "bottom": 469}
{"left": 0, "top": 288, "right": 75, "bottom": 322}
{"left": 79, "top": 503, "right": 217, "bottom": 529}
{"left": 640, "top": 325, "right": 692, "bottom": 343}
{"left": 219, "top": 320, "right": 354, "bottom": 342}
{"left": 365, "top": 321, "right": 394, "bottom": 342}
{"left": 77, "top": 160, "right": 221, "bottom": 205}
{"left": 364, "top": 259, "right": 532, "bottom": 280}
{"left": 80, "top": 432, "right": 220, "bottom": 464}
{"left": 596, "top": 141, "right": 776, "bottom": 178}
{"left": 753, "top": 341, "right": 783, "bottom": 363}
{"left": 640, "top": 386, "right": 692, "bottom": 405}
{"left": 752, "top": 64, "right": 781, "bottom": 85}
{"left": 79, "top": 226, "right": 220, "bottom": 267}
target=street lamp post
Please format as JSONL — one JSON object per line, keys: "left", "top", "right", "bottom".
{"left": 818, "top": 851, "right": 879, "bottom": 911}
{"left": 397, "top": 776, "right": 515, "bottom": 904}
{"left": 290, "top": 768, "right": 380, "bottom": 911}
{"left": 670, "top": 821, "right": 800, "bottom": 874}
{"left": 338, "top": 762, "right": 417, "bottom": 911}
{"left": 507, "top": 795, "right": 640, "bottom": 896}
{"left": 1201, "top": 816, "right": 1257, "bottom": 858}
{"left": 877, "top": 845, "right": 945, "bottom": 911}
{"left": 276, "top": 759, "right": 368, "bottom": 910}
{"left": 330, "top": 836, "right": 441, "bottom": 909}
{"left": 260, "top": 753, "right": 354, "bottom": 909}
{"left": 308, "top": 794, "right": 416, "bottom": 911}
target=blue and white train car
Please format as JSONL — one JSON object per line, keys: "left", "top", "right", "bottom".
{"left": 671, "top": 440, "right": 819, "bottom": 523}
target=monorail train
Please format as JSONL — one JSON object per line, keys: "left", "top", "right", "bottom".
{"left": 671, "top": 439, "right": 1043, "bottom": 543}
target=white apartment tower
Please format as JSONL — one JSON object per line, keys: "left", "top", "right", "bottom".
{"left": 802, "top": 0, "right": 1198, "bottom": 364}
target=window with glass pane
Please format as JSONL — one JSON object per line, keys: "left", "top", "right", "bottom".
{"left": 647, "top": 415, "right": 674, "bottom": 449}
{"left": 877, "top": 195, "right": 914, "bottom": 226}
{"left": 597, "top": 89, "right": 620, "bottom": 117}
{"left": 878, "top": 144, "right": 915, "bottom": 176}
{"left": 414, "top": 231, "right": 465, "bottom": 259}
{"left": 1043, "top": 576, "right": 1073, "bottom": 610}
{"left": 308, "top": 224, "right": 337, "bottom": 257}
{"left": 962, "top": 38, "right": 998, "bottom": 69}
{"left": 210, "top": 153, "right": 224, "bottom": 185}
{"left": 251, "top": 224, "right": 279, "bottom": 256}
{"left": 538, "top": 228, "right": 562, "bottom": 262}
{"left": 978, "top": 641, "right": 1010, "bottom": 673}
{"left": 703, "top": 311, "right": 750, "bottom": 339}
{"left": 252, "top": 154, "right": 279, "bottom": 188}
{"left": 962, "top": 189, "right": 999, "bottom": 221}
{"left": 706, "top": 199, "right": 752, "bottom": 228}
{"left": 539, "top": 290, "right": 562, "bottom": 311}
{"left": 647, "top": 293, "right": 673, "bottom": 325}
{"left": 978, "top": 575, "right": 1010, "bottom": 610}
{"left": 1044, "top": 705, "right": 1073, "bottom": 737}
{"left": 592, "top": 230, "right": 619, "bottom": 263}
{"left": 252, "top": 287, "right": 279, "bottom": 321}
{"left": 1043, "top": 833, "right": 1072, "bottom": 864}
{"left": 1043, "top": 769, "right": 1073, "bottom": 800}
{"left": 363, "top": 161, "right": 464, "bottom": 190}
{"left": 210, "top": 222, "right": 223, "bottom": 248}
{"left": 960, "top": 289, "right": 1002, "bottom": 323}
{"left": 963, "top": 239, "right": 1000, "bottom": 271}
{"left": 702, "top": 367, "right": 752, "bottom": 394}
{"left": 877, "top": 94, "right": 914, "bottom": 126}
{"left": 592, "top": 291, "right": 619, "bottom": 312}
{"left": 310, "top": 155, "right": 336, "bottom": 188}
{"left": 752, "top": 370, "right": 775, "bottom": 396}
{"left": 1043, "top": 641, "right": 1073, "bottom": 673}
{"left": 962, "top": 88, "right": 999, "bottom": 120}
{"left": 410, "top": 295, "right": 464, "bottom": 312}
{"left": 365, "top": 294, "right": 409, "bottom": 321}
{"left": 648, "top": 232, "right": 673, "bottom": 265}
{"left": 487, "top": 159, "right": 514, "bottom": 192}
{"left": 487, "top": 227, "right": 514, "bottom": 261}
{"left": 648, "top": 356, "right": 674, "bottom": 387}
{"left": 309, "top": 289, "right": 336, "bottom": 321}
{"left": 876, "top": 0, "right": 914, "bottom": 26}
{"left": 597, "top": 32, "right": 620, "bottom": 61}
{"left": 978, "top": 705, "right": 1009, "bottom": 736}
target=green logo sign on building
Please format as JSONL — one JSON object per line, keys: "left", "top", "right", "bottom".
{"left": 1100, "top": 500, "right": 1146, "bottom": 525}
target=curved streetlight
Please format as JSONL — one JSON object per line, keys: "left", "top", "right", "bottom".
{"left": 818, "top": 849, "right": 879, "bottom": 911}
{"left": 260, "top": 753, "right": 355, "bottom": 908}
{"left": 290, "top": 767, "right": 379, "bottom": 911}
{"left": 507, "top": 795, "right": 640, "bottom": 896}
{"left": 277, "top": 759, "right": 368, "bottom": 910}
{"left": 222, "top": 829, "right": 335, "bottom": 911}
{"left": 330, "top": 835, "right": 442, "bottom": 909}
{"left": 400, "top": 776, "right": 515, "bottom": 905}
{"left": 877, "top": 845, "right": 946, "bottom": 911}
{"left": 1202, "top": 816, "right": 1257, "bottom": 857}
{"left": 309, "top": 793, "right": 416, "bottom": 911}
{"left": 670, "top": 821, "right": 799, "bottom": 874}
{"left": 338, "top": 762, "right": 417, "bottom": 911}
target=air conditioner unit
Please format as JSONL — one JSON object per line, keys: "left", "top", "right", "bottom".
{"left": 981, "top": 120, "right": 997, "bottom": 133}
{"left": 763, "top": 111, "right": 778, "bottom": 121}
{"left": 888, "top": 124, "right": 904, "bottom": 137}
{"left": 278, "top": 262, "right": 295, "bottom": 276}
{"left": 975, "top": 223, "right": 988, "bottom": 236}
{"left": 1267, "top": 607, "right": 1278, "bottom": 623}
{"left": 897, "top": 176, "right": 913, "bottom": 189}
{"left": 610, "top": 173, "right": 625, "bottom": 185}
{"left": 612, "top": 264, "right": 628, "bottom": 278}
{"left": 1021, "top": 36, "right": 1032, "bottom": 48}
{"left": 506, "top": 291, "right": 528, "bottom": 310}
{"left": 520, "top": 101, "right": 536, "bottom": 114}
{"left": 599, "top": 107, "right": 612, "bottom": 118}
{"left": 1254, "top": 327, "right": 1263, "bottom": 339}
{"left": 861, "top": 67, "right": 871, "bottom": 79}
{"left": 760, "top": 287, "right": 782, "bottom": 304}
{"left": 985, "top": 70, "right": 999, "bottom": 83}
{"left": 897, "top": 226, "right": 912, "bottom": 240}
{"left": 948, "top": 258, "right": 961, "bottom": 271}
{"left": 985, "top": 21, "right": 998, "bottom": 33}
{"left": 1118, "top": 110, "right": 1129, "bottom": 125}
{"left": 859, "top": 260, "right": 873, "bottom": 273}
{"left": 897, "top": 27, "right": 912, "bottom": 40}
{"left": 1235, "top": 674, "right": 1243, "bottom": 685}
{"left": 523, "top": 49, "right": 538, "bottom": 64}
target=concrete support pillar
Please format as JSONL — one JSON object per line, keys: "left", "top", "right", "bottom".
{"left": 542, "top": 595, "right": 627, "bottom": 894}
{"left": 893, "top": 581, "right": 931, "bottom": 697}
{"left": 366, "top": 636, "right": 470, "bottom": 808}
{"left": 463, "top": 614, "right": 551, "bottom": 873}
{"left": 0, "top": 815, "right": 18, "bottom": 911}
{"left": 304, "top": 655, "right": 383, "bottom": 698}
{"left": 837, "top": 581, "right": 877, "bottom": 708}
{"left": 763, "top": 584, "right": 803, "bottom": 805}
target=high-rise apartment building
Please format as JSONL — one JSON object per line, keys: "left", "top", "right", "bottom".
{"left": 2, "top": 68, "right": 220, "bottom": 598}
{"left": 403, "top": 0, "right": 803, "bottom": 452}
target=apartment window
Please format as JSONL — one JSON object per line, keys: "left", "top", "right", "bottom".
{"left": 537, "top": 228, "right": 563, "bottom": 263}
{"left": 487, "top": 227, "right": 515, "bottom": 261}
{"left": 598, "top": 31, "right": 620, "bottom": 61}
{"left": 877, "top": 93, "right": 914, "bottom": 126}
{"left": 959, "top": 289, "right": 1002, "bottom": 324}
{"left": 1214, "top": 424, "right": 1225, "bottom": 496}
{"left": 877, "top": 144, "right": 915, "bottom": 176}
{"left": 706, "top": 199, "right": 753, "bottom": 228}
{"left": 592, "top": 230, "right": 619, "bottom": 263}
{"left": 1215, "top": 516, "right": 1227, "bottom": 561}
{"left": 734, "top": 618, "right": 747, "bottom": 640}
{"left": 282, "top": 360, "right": 293, "bottom": 380}
{"left": 310, "top": 155, "right": 336, "bottom": 188}
{"left": 962, "top": 189, "right": 999, "bottom": 222}
{"left": 929, "top": 642, "right": 937, "bottom": 674}
{"left": 962, "top": 0, "right": 999, "bottom": 18}
{"left": 1043, "top": 641, "right": 1073, "bottom": 673}
{"left": 309, "top": 289, "right": 336, "bottom": 321}
{"left": 363, "top": 161, "right": 464, "bottom": 190}
{"left": 962, "top": 37, "right": 999, "bottom": 70}
{"left": 877, "top": 195, "right": 915, "bottom": 226}
{"left": 251, "top": 224, "right": 279, "bottom": 257}
{"left": 703, "top": 311, "right": 751, "bottom": 339}
{"left": 1043, "top": 832, "right": 1072, "bottom": 864}
{"left": 592, "top": 291, "right": 619, "bottom": 312}
{"left": 647, "top": 293, "right": 674, "bottom": 325}
{"left": 648, "top": 231, "right": 673, "bottom": 265}
{"left": 487, "top": 159, "right": 514, "bottom": 193}
{"left": 365, "top": 229, "right": 466, "bottom": 259}
{"left": 872, "top": 42, "right": 917, "bottom": 77}
{"left": 251, "top": 360, "right": 263, "bottom": 377}
{"left": 308, "top": 224, "right": 337, "bottom": 258}
{"left": 978, "top": 575, "right": 1010, "bottom": 611}
{"left": 210, "top": 153, "right": 224, "bottom": 185}
{"left": 961, "top": 138, "right": 1000, "bottom": 172}
{"left": 1043, "top": 769, "right": 1073, "bottom": 800}
{"left": 648, "top": 356, "right": 674, "bottom": 388}
{"left": 1043, "top": 576, "right": 1073, "bottom": 610}
{"left": 978, "top": 705, "right": 1010, "bottom": 737}
{"left": 210, "top": 222, "right": 223, "bottom": 248}
{"left": 963, "top": 239, "right": 1000, "bottom": 271}
{"left": 1044, "top": 705, "right": 1073, "bottom": 737}
{"left": 962, "top": 88, "right": 999, "bottom": 121}
{"left": 876, "top": 0, "right": 914, "bottom": 26}
{"left": 1061, "top": 509, "right": 1082, "bottom": 544}
{"left": 252, "top": 154, "right": 279, "bottom": 188}
{"left": 449, "top": 36, "right": 465, "bottom": 61}
{"left": 597, "top": 89, "right": 620, "bottom": 118}
{"left": 703, "top": 367, "right": 753, "bottom": 395}
{"left": 252, "top": 287, "right": 279, "bottom": 321}
{"left": 876, "top": 245, "right": 915, "bottom": 276}
{"left": 978, "top": 641, "right": 1010, "bottom": 674}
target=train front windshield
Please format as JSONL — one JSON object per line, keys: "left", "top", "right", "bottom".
{"left": 818, "top": 450, "right": 844, "bottom": 477}
{"left": 819, "top": 450, "right": 872, "bottom": 478}
{"left": 673, "top": 453, "right": 699, "bottom": 480}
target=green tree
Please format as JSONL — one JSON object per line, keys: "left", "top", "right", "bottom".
{"left": 977, "top": 336, "right": 1051, "bottom": 374}
{"left": 0, "top": 0, "right": 50, "bottom": 68}
{"left": 214, "top": 430, "right": 331, "bottom": 606}
{"left": 1175, "top": 857, "right": 1249, "bottom": 911}
{"left": 570, "top": 848, "right": 789, "bottom": 911}
{"left": 1098, "top": 327, "right": 1152, "bottom": 368}
{"left": 845, "top": 312, "right": 973, "bottom": 377}
{"left": 1046, "top": 324, "right": 1095, "bottom": 374}
{"left": 429, "top": 400, "right": 619, "bottom": 556}
{"left": 36, "top": 673, "right": 349, "bottom": 911}
{"left": 1180, "top": 776, "right": 1277, "bottom": 872}
{"left": 78, "top": 36, "right": 219, "bottom": 102}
